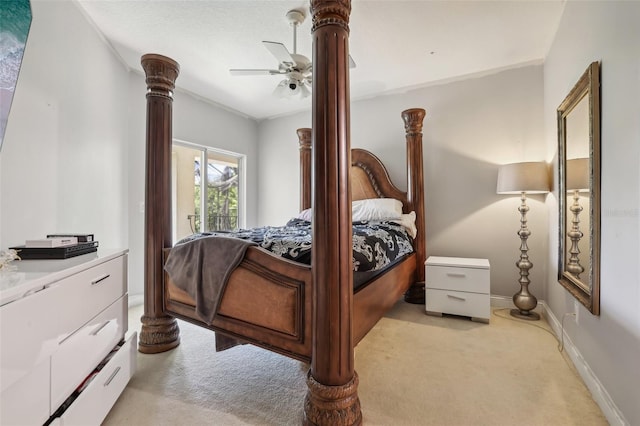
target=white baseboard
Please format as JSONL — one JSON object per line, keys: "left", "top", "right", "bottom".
{"left": 536, "top": 301, "right": 628, "bottom": 426}
{"left": 128, "top": 293, "right": 144, "bottom": 308}
{"left": 490, "top": 294, "right": 544, "bottom": 316}
{"left": 490, "top": 294, "right": 513, "bottom": 308}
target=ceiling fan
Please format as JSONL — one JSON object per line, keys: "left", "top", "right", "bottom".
{"left": 229, "top": 9, "right": 355, "bottom": 99}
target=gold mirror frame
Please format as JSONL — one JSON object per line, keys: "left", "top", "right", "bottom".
{"left": 557, "top": 61, "right": 601, "bottom": 315}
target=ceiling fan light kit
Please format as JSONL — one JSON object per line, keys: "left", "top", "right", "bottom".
{"left": 274, "top": 77, "right": 311, "bottom": 99}
{"left": 229, "top": 9, "right": 312, "bottom": 99}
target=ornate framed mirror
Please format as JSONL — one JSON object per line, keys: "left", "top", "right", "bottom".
{"left": 557, "top": 61, "right": 600, "bottom": 315}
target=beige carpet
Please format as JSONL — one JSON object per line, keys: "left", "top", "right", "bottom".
{"left": 104, "top": 302, "right": 607, "bottom": 425}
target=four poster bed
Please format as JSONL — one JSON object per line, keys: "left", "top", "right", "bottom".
{"left": 138, "top": 1, "right": 426, "bottom": 424}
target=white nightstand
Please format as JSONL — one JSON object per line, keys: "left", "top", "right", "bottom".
{"left": 425, "top": 256, "right": 490, "bottom": 323}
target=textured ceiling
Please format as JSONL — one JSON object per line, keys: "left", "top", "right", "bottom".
{"left": 76, "top": 0, "right": 565, "bottom": 121}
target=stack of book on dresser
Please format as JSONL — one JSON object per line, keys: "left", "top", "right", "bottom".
{"left": 10, "top": 234, "right": 98, "bottom": 259}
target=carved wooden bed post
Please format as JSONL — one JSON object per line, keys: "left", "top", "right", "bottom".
{"left": 298, "top": 128, "right": 312, "bottom": 211}
{"left": 402, "top": 108, "right": 427, "bottom": 304}
{"left": 305, "top": 0, "right": 361, "bottom": 425}
{"left": 138, "top": 54, "right": 181, "bottom": 354}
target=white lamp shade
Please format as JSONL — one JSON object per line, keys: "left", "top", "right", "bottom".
{"left": 566, "top": 158, "right": 589, "bottom": 192}
{"left": 497, "top": 161, "right": 550, "bottom": 194}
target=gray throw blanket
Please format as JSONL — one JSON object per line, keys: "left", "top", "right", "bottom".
{"left": 164, "top": 236, "right": 256, "bottom": 325}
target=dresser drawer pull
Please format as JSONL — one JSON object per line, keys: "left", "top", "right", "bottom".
{"left": 22, "top": 285, "right": 46, "bottom": 298}
{"left": 59, "top": 331, "right": 75, "bottom": 345}
{"left": 104, "top": 366, "right": 121, "bottom": 387}
{"left": 91, "top": 274, "right": 111, "bottom": 285}
{"left": 447, "top": 294, "right": 466, "bottom": 301}
{"left": 446, "top": 272, "right": 467, "bottom": 278}
{"left": 91, "top": 320, "right": 111, "bottom": 336}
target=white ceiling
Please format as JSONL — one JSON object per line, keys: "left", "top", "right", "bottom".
{"left": 75, "top": 0, "right": 565, "bottom": 121}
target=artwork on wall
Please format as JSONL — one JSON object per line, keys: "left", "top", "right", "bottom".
{"left": 0, "top": 0, "right": 32, "bottom": 152}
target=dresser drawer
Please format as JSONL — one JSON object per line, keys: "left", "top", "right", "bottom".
{"left": 0, "top": 358, "right": 50, "bottom": 426}
{"left": 57, "top": 332, "right": 137, "bottom": 426}
{"left": 1, "top": 283, "right": 63, "bottom": 393}
{"left": 51, "top": 295, "right": 127, "bottom": 412}
{"left": 56, "top": 255, "right": 126, "bottom": 343}
{"left": 425, "top": 264, "right": 489, "bottom": 294}
{"left": 426, "top": 288, "right": 490, "bottom": 321}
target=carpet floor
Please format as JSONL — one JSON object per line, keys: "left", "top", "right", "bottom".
{"left": 103, "top": 301, "right": 607, "bottom": 425}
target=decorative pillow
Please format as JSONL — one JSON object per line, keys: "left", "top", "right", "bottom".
{"left": 297, "top": 208, "right": 313, "bottom": 221}
{"left": 391, "top": 211, "right": 417, "bottom": 238}
{"left": 351, "top": 198, "right": 403, "bottom": 222}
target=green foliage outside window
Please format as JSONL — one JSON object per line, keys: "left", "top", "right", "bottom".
{"left": 194, "top": 165, "right": 239, "bottom": 232}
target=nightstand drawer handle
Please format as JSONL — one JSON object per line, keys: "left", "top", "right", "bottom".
{"left": 446, "top": 272, "right": 466, "bottom": 278}
{"left": 91, "top": 274, "right": 111, "bottom": 285}
{"left": 104, "top": 366, "right": 121, "bottom": 387}
{"left": 447, "top": 294, "right": 466, "bottom": 301}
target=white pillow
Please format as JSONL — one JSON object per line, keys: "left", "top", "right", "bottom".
{"left": 391, "top": 211, "right": 417, "bottom": 238}
{"left": 297, "top": 208, "right": 313, "bottom": 221}
{"left": 351, "top": 198, "right": 403, "bottom": 222}
{"left": 296, "top": 198, "right": 404, "bottom": 223}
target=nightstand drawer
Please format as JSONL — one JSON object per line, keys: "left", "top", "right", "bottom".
{"left": 426, "top": 289, "right": 490, "bottom": 321}
{"left": 426, "top": 264, "right": 489, "bottom": 293}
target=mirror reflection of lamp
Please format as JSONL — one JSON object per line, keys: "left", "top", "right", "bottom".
{"left": 566, "top": 158, "right": 589, "bottom": 279}
{"left": 497, "top": 161, "right": 550, "bottom": 321}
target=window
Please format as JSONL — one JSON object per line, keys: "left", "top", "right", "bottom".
{"left": 171, "top": 141, "right": 245, "bottom": 243}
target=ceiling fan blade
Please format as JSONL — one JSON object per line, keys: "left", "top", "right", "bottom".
{"left": 299, "top": 83, "right": 311, "bottom": 98}
{"left": 263, "top": 41, "right": 295, "bottom": 67}
{"left": 230, "top": 69, "right": 285, "bottom": 76}
{"left": 273, "top": 79, "right": 290, "bottom": 98}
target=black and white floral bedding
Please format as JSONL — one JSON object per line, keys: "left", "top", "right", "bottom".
{"left": 177, "top": 218, "right": 414, "bottom": 273}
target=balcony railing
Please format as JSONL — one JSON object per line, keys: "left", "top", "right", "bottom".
{"left": 188, "top": 212, "right": 238, "bottom": 233}
{"left": 208, "top": 214, "right": 238, "bottom": 232}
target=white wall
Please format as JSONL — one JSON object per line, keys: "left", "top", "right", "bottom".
{"left": 258, "top": 64, "right": 548, "bottom": 299}
{"left": 0, "top": 0, "right": 129, "bottom": 250}
{"left": 543, "top": 2, "right": 640, "bottom": 425}
{"left": 125, "top": 73, "right": 259, "bottom": 296}
{"left": 0, "top": 0, "right": 260, "bottom": 300}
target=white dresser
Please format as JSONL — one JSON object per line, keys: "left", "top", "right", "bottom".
{"left": 0, "top": 249, "right": 136, "bottom": 426}
{"left": 425, "top": 256, "right": 490, "bottom": 323}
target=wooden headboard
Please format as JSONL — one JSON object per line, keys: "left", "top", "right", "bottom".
{"left": 296, "top": 107, "right": 426, "bottom": 284}
{"left": 298, "top": 128, "right": 407, "bottom": 207}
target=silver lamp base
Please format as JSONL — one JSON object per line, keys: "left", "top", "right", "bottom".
{"left": 510, "top": 192, "right": 540, "bottom": 322}
{"left": 510, "top": 308, "right": 540, "bottom": 321}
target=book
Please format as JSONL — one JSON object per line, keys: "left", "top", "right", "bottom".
{"left": 25, "top": 237, "right": 78, "bottom": 248}
{"left": 10, "top": 241, "right": 99, "bottom": 260}
{"left": 46, "top": 233, "right": 94, "bottom": 242}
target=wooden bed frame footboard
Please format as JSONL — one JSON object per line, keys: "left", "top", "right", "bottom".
{"left": 162, "top": 248, "right": 417, "bottom": 362}
{"left": 138, "top": 2, "right": 427, "bottom": 424}
{"left": 165, "top": 246, "right": 314, "bottom": 361}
